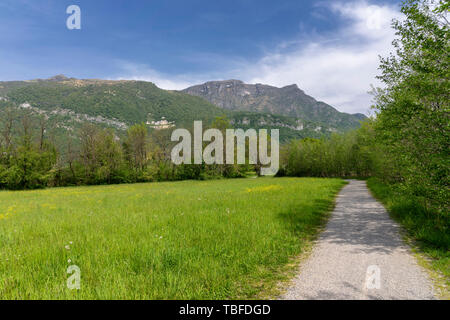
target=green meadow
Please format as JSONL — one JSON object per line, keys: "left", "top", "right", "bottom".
{"left": 0, "top": 178, "right": 345, "bottom": 299}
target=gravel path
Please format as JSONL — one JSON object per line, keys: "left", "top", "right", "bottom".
{"left": 281, "top": 180, "right": 436, "bottom": 300}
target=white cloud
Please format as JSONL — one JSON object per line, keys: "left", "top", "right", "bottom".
{"left": 116, "top": 1, "right": 402, "bottom": 115}
{"left": 115, "top": 61, "right": 199, "bottom": 90}
{"left": 246, "top": 1, "right": 402, "bottom": 114}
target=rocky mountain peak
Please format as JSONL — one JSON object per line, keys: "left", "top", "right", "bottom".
{"left": 282, "top": 84, "right": 300, "bottom": 90}
{"left": 182, "top": 80, "right": 366, "bottom": 131}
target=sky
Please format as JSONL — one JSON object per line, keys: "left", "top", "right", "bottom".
{"left": 0, "top": 0, "right": 403, "bottom": 114}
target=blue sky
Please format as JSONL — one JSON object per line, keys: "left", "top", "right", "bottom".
{"left": 0, "top": 0, "right": 402, "bottom": 114}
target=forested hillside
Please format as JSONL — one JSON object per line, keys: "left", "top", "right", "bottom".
{"left": 0, "top": 76, "right": 352, "bottom": 146}
{"left": 1, "top": 76, "right": 224, "bottom": 126}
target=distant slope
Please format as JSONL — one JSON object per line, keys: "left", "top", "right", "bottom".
{"left": 0, "top": 75, "right": 226, "bottom": 127}
{"left": 0, "top": 76, "right": 359, "bottom": 148}
{"left": 182, "top": 80, "right": 366, "bottom": 131}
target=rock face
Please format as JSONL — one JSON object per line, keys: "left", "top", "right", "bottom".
{"left": 183, "top": 80, "right": 366, "bottom": 131}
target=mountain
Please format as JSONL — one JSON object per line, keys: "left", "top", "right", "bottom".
{"left": 0, "top": 76, "right": 226, "bottom": 127}
{"left": 0, "top": 76, "right": 363, "bottom": 149}
{"left": 182, "top": 80, "right": 366, "bottom": 131}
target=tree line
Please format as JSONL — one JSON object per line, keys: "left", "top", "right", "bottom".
{"left": 0, "top": 114, "right": 255, "bottom": 190}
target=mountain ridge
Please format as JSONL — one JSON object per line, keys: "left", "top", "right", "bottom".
{"left": 182, "top": 79, "right": 366, "bottom": 130}
{"left": 0, "top": 76, "right": 365, "bottom": 149}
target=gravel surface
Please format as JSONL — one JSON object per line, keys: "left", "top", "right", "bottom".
{"left": 281, "top": 180, "right": 436, "bottom": 300}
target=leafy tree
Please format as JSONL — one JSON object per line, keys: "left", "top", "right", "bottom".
{"left": 124, "top": 123, "right": 148, "bottom": 172}
{"left": 374, "top": 0, "right": 449, "bottom": 213}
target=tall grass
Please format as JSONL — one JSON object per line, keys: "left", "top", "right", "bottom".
{"left": 367, "top": 178, "right": 449, "bottom": 285}
{"left": 0, "top": 177, "right": 345, "bottom": 299}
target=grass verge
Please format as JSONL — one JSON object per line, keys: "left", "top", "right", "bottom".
{"left": 367, "top": 178, "right": 449, "bottom": 298}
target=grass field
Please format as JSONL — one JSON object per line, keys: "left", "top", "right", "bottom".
{"left": 0, "top": 177, "right": 345, "bottom": 299}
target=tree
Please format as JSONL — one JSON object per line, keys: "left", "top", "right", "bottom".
{"left": 0, "top": 106, "right": 15, "bottom": 158}
{"left": 2, "top": 115, "right": 58, "bottom": 189}
{"left": 95, "top": 129, "right": 124, "bottom": 184}
{"left": 79, "top": 124, "right": 124, "bottom": 184}
{"left": 124, "top": 123, "right": 148, "bottom": 172}
{"left": 374, "top": 0, "right": 449, "bottom": 213}
{"left": 79, "top": 123, "right": 99, "bottom": 181}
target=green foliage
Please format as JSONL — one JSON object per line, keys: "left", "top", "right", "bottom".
{"left": 367, "top": 178, "right": 449, "bottom": 283}
{"left": 0, "top": 114, "right": 57, "bottom": 189}
{"left": 229, "top": 111, "right": 341, "bottom": 142}
{"left": 0, "top": 115, "right": 257, "bottom": 190}
{"left": 374, "top": 0, "right": 449, "bottom": 214}
{"left": 5, "top": 80, "right": 226, "bottom": 127}
{"left": 279, "top": 123, "right": 375, "bottom": 178}
{"left": 124, "top": 123, "right": 148, "bottom": 172}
